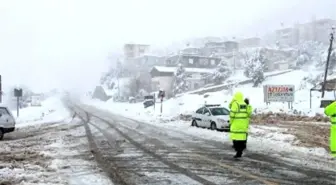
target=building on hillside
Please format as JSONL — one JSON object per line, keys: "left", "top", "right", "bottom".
{"left": 165, "top": 54, "right": 221, "bottom": 68}
{"left": 203, "top": 40, "right": 239, "bottom": 56}
{"left": 128, "top": 54, "right": 166, "bottom": 70}
{"left": 275, "top": 27, "right": 300, "bottom": 46}
{"left": 267, "top": 60, "right": 294, "bottom": 71}
{"left": 271, "top": 18, "right": 336, "bottom": 47}
{"left": 298, "top": 18, "right": 336, "bottom": 44}
{"left": 123, "top": 43, "right": 150, "bottom": 59}
{"left": 180, "top": 46, "right": 201, "bottom": 56}
{"left": 259, "top": 48, "right": 297, "bottom": 71}
{"left": 239, "top": 37, "right": 261, "bottom": 48}
{"left": 150, "top": 66, "right": 215, "bottom": 96}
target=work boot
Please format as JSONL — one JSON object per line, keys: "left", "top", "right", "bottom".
{"left": 234, "top": 151, "right": 242, "bottom": 158}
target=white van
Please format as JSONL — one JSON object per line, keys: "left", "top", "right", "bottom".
{"left": 0, "top": 106, "right": 16, "bottom": 140}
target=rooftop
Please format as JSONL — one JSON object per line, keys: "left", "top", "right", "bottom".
{"left": 151, "top": 66, "right": 215, "bottom": 74}
{"left": 166, "top": 54, "right": 221, "bottom": 60}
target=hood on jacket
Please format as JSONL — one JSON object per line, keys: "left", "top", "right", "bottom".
{"left": 233, "top": 92, "right": 244, "bottom": 102}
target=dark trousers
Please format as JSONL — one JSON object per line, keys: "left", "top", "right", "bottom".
{"left": 233, "top": 140, "right": 247, "bottom": 156}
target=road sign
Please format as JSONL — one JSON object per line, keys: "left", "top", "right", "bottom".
{"left": 14, "top": 88, "right": 23, "bottom": 117}
{"left": 14, "top": 88, "right": 23, "bottom": 97}
{"left": 263, "top": 85, "right": 295, "bottom": 102}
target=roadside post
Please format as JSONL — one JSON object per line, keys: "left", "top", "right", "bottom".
{"left": 153, "top": 93, "right": 155, "bottom": 111}
{"left": 14, "top": 88, "right": 23, "bottom": 117}
{"left": 159, "top": 90, "right": 165, "bottom": 114}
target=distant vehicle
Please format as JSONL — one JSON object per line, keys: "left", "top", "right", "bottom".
{"left": 191, "top": 104, "right": 230, "bottom": 131}
{"left": 129, "top": 97, "right": 136, "bottom": 103}
{"left": 0, "top": 106, "right": 16, "bottom": 140}
{"left": 143, "top": 95, "right": 155, "bottom": 108}
{"left": 31, "top": 96, "right": 42, "bottom": 106}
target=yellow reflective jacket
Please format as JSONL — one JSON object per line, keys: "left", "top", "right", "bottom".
{"left": 229, "top": 92, "right": 249, "bottom": 141}
{"left": 324, "top": 101, "right": 336, "bottom": 157}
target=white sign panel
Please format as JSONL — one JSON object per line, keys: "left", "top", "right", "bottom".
{"left": 263, "top": 85, "right": 295, "bottom": 102}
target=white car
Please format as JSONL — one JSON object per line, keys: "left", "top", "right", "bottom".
{"left": 0, "top": 106, "right": 16, "bottom": 140}
{"left": 191, "top": 104, "right": 230, "bottom": 131}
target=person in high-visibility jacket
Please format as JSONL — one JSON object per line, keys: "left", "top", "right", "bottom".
{"left": 324, "top": 101, "right": 336, "bottom": 157}
{"left": 229, "top": 92, "right": 249, "bottom": 158}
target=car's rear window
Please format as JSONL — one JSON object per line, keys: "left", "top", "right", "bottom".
{"left": 210, "top": 108, "right": 229, "bottom": 116}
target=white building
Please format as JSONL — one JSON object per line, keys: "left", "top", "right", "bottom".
{"left": 273, "top": 18, "right": 336, "bottom": 47}
{"left": 150, "top": 66, "right": 215, "bottom": 96}
{"left": 123, "top": 43, "right": 150, "bottom": 59}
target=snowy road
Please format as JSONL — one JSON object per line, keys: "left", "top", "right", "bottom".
{"left": 70, "top": 103, "right": 336, "bottom": 185}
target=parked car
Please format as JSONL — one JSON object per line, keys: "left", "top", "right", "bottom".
{"left": 191, "top": 104, "right": 230, "bottom": 131}
{"left": 0, "top": 106, "right": 16, "bottom": 140}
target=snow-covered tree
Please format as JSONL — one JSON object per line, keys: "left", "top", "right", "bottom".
{"left": 295, "top": 53, "right": 310, "bottom": 67}
{"left": 244, "top": 50, "right": 266, "bottom": 87}
{"left": 316, "top": 48, "right": 336, "bottom": 74}
{"left": 296, "top": 41, "right": 327, "bottom": 66}
{"left": 251, "top": 61, "right": 265, "bottom": 87}
{"left": 172, "top": 63, "right": 188, "bottom": 95}
{"left": 100, "top": 61, "right": 123, "bottom": 89}
{"left": 212, "top": 60, "right": 232, "bottom": 84}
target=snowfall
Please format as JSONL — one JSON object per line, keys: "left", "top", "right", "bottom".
{"left": 0, "top": 96, "right": 113, "bottom": 185}
{"left": 83, "top": 69, "right": 336, "bottom": 169}
{"left": 1, "top": 69, "right": 336, "bottom": 185}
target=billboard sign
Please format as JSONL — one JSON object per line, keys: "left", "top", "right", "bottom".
{"left": 263, "top": 85, "right": 295, "bottom": 102}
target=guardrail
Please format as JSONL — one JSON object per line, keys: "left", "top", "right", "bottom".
{"left": 185, "top": 69, "right": 294, "bottom": 95}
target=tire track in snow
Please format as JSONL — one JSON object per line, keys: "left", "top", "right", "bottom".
{"left": 80, "top": 107, "right": 280, "bottom": 185}
{"left": 76, "top": 109, "right": 128, "bottom": 185}
{"left": 71, "top": 103, "right": 335, "bottom": 185}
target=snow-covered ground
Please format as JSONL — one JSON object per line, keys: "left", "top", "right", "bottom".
{"left": 82, "top": 69, "right": 336, "bottom": 163}
{"left": 1, "top": 96, "right": 113, "bottom": 185}
{"left": 12, "top": 96, "right": 71, "bottom": 128}
{"left": 88, "top": 69, "right": 333, "bottom": 120}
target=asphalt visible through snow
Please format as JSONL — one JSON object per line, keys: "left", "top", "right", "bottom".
{"left": 69, "top": 103, "right": 336, "bottom": 185}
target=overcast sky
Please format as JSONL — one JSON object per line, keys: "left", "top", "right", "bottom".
{"left": 0, "top": 0, "right": 335, "bottom": 93}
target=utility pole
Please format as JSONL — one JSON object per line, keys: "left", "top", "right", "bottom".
{"left": 321, "top": 27, "right": 335, "bottom": 98}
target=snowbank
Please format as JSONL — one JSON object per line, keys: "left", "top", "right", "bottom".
{"left": 12, "top": 96, "right": 70, "bottom": 127}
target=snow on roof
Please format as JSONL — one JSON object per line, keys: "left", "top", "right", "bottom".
{"left": 151, "top": 66, "right": 215, "bottom": 74}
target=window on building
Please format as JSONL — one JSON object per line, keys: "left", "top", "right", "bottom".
{"left": 211, "top": 60, "right": 215, "bottom": 66}
{"left": 189, "top": 58, "right": 194, "bottom": 64}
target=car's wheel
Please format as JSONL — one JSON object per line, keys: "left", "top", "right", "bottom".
{"left": 0, "top": 128, "right": 4, "bottom": 140}
{"left": 191, "top": 120, "right": 198, "bottom": 127}
{"left": 210, "top": 122, "right": 217, "bottom": 130}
